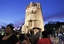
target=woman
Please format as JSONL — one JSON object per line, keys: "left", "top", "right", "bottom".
{"left": 36, "top": 30, "right": 52, "bottom": 44}
{"left": 1, "top": 24, "right": 20, "bottom": 44}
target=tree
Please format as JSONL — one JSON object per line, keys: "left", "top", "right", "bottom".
{"left": 1, "top": 26, "right": 5, "bottom": 30}
{"left": 44, "top": 21, "right": 64, "bottom": 33}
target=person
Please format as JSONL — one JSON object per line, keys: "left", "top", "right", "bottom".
{"left": 0, "top": 24, "right": 20, "bottom": 44}
{"left": 16, "top": 31, "right": 21, "bottom": 39}
{"left": 0, "top": 33, "right": 2, "bottom": 43}
{"left": 36, "top": 30, "right": 52, "bottom": 44}
{"left": 19, "top": 34, "right": 30, "bottom": 44}
{"left": 58, "top": 31, "right": 64, "bottom": 44}
{"left": 29, "top": 27, "right": 41, "bottom": 44}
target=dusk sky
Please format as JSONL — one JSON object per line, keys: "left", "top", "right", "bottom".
{"left": 0, "top": 0, "right": 64, "bottom": 26}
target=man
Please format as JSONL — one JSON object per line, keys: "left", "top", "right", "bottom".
{"left": 29, "top": 27, "right": 41, "bottom": 44}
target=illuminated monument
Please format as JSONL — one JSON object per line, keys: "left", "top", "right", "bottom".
{"left": 21, "top": 2, "right": 44, "bottom": 33}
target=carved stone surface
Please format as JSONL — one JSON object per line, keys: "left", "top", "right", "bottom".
{"left": 21, "top": 2, "right": 44, "bottom": 34}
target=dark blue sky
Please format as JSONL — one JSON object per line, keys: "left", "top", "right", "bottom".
{"left": 0, "top": 0, "right": 64, "bottom": 26}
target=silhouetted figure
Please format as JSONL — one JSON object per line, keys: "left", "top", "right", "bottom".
{"left": 19, "top": 34, "right": 30, "bottom": 44}
{"left": 0, "top": 33, "right": 2, "bottom": 43}
{"left": 29, "top": 27, "right": 41, "bottom": 44}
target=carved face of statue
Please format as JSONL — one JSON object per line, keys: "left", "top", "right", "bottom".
{"left": 26, "top": 7, "right": 37, "bottom": 14}
{"left": 30, "top": 7, "right": 37, "bottom": 14}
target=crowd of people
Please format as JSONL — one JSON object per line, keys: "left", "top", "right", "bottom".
{"left": 0, "top": 24, "right": 64, "bottom": 44}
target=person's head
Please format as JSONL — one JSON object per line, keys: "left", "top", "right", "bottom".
{"left": 5, "top": 24, "right": 14, "bottom": 35}
{"left": 20, "top": 34, "right": 25, "bottom": 42}
{"left": 42, "top": 30, "right": 49, "bottom": 38}
{"left": 58, "top": 30, "right": 63, "bottom": 34}
{"left": 30, "top": 29, "right": 34, "bottom": 35}
{"left": 20, "top": 34, "right": 28, "bottom": 42}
